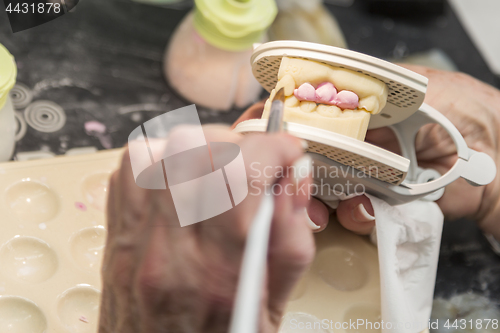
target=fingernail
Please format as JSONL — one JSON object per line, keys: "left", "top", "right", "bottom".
{"left": 300, "top": 139, "right": 309, "bottom": 150}
{"left": 351, "top": 203, "right": 375, "bottom": 223}
{"left": 304, "top": 208, "right": 320, "bottom": 230}
{"left": 292, "top": 155, "right": 312, "bottom": 184}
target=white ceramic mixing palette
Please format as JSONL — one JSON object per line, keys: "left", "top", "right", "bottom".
{"left": 0, "top": 149, "right": 122, "bottom": 333}
{"left": 279, "top": 219, "right": 381, "bottom": 333}
{"left": 279, "top": 220, "right": 428, "bottom": 333}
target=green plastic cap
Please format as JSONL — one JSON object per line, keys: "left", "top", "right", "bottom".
{"left": 193, "top": 0, "right": 277, "bottom": 51}
{"left": 0, "top": 44, "right": 17, "bottom": 110}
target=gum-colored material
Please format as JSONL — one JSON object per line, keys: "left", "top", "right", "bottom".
{"left": 0, "top": 149, "right": 122, "bottom": 333}
{"left": 278, "top": 57, "right": 388, "bottom": 113}
{"left": 166, "top": 13, "right": 263, "bottom": 111}
{"left": 262, "top": 57, "right": 388, "bottom": 140}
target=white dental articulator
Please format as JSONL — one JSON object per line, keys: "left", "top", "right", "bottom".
{"left": 229, "top": 41, "right": 497, "bottom": 333}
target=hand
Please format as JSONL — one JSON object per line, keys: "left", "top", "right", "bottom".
{"left": 99, "top": 125, "right": 321, "bottom": 333}
{"left": 339, "top": 65, "right": 500, "bottom": 239}
{"left": 236, "top": 66, "right": 500, "bottom": 240}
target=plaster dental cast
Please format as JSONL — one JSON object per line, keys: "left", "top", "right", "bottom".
{"left": 262, "top": 57, "right": 388, "bottom": 140}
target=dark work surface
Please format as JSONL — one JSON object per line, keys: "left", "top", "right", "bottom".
{"left": 0, "top": 0, "right": 499, "bottom": 304}
{"left": 436, "top": 218, "right": 500, "bottom": 301}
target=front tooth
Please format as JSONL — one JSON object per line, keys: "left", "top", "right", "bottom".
{"left": 300, "top": 101, "right": 317, "bottom": 113}
{"left": 341, "top": 109, "right": 356, "bottom": 117}
{"left": 285, "top": 95, "right": 300, "bottom": 107}
{"left": 316, "top": 82, "right": 337, "bottom": 103}
{"left": 335, "top": 90, "right": 359, "bottom": 109}
{"left": 317, "top": 104, "right": 342, "bottom": 117}
{"left": 294, "top": 83, "right": 317, "bottom": 101}
{"left": 359, "top": 95, "right": 379, "bottom": 113}
{"left": 275, "top": 74, "right": 296, "bottom": 96}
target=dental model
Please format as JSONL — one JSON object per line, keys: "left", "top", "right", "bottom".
{"left": 262, "top": 57, "right": 389, "bottom": 140}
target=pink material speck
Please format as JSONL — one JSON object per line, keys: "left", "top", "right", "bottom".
{"left": 79, "top": 315, "right": 89, "bottom": 323}
{"left": 192, "top": 31, "right": 206, "bottom": 44}
{"left": 75, "top": 202, "right": 87, "bottom": 211}
{"left": 84, "top": 121, "right": 106, "bottom": 135}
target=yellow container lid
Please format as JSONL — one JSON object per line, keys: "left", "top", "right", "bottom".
{"left": 193, "top": 0, "right": 277, "bottom": 51}
{"left": 0, "top": 44, "right": 17, "bottom": 110}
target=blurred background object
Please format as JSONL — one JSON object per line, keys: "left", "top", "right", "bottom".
{"left": 130, "top": 0, "right": 194, "bottom": 9}
{"left": 391, "top": 48, "right": 457, "bottom": 71}
{"left": 268, "top": 0, "right": 347, "bottom": 48}
{"left": 0, "top": 44, "right": 17, "bottom": 161}
{"left": 361, "top": 0, "right": 446, "bottom": 17}
{"left": 164, "top": 0, "right": 277, "bottom": 111}
{"left": 449, "top": 0, "right": 500, "bottom": 76}
{"left": 132, "top": 0, "right": 184, "bottom": 4}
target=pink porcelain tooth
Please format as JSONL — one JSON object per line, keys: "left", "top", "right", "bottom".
{"left": 294, "top": 83, "right": 317, "bottom": 101}
{"left": 334, "top": 90, "right": 359, "bottom": 109}
{"left": 315, "top": 82, "right": 337, "bottom": 104}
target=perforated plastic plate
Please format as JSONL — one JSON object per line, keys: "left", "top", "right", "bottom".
{"left": 251, "top": 41, "right": 429, "bottom": 128}
{"left": 234, "top": 119, "right": 409, "bottom": 185}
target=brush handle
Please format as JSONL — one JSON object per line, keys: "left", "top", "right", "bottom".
{"left": 228, "top": 191, "right": 274, "bottom": 333}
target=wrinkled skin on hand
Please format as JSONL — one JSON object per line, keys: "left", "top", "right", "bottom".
{"left": 235, "top": 65, "right": 500, "bottom": 239}
{"left": 361, "top": 65, "right": 500, "bottom": 238}
{"left": 99, "top": 125, "right": 318, "bottom": 333}
{"left": 99, "top": 65, "right": 500, "bottom": 333}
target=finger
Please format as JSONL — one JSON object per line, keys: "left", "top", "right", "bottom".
{"left": 114, "top": 149, "right": 151, "bottom": 235}
{"left": 199, "top": 133, "right": 304, "bottom": 251}
{"left": 105, "top": 170, "right": 119, "bottom": 238}
{"left": 336, "top": 195, "right": 375, "bottom": 235}
{"left": 203, "top": 123, "right": 243, "bottom": 144}
{"left": 230, "top": 101, "right": 266, "bottom": 129}
{"left": 306, "top": 198, "right": 330, "bottom": 232}
{"left": 240, "top": 133, "right": 304, "bottom": 194}
{"left": 267, "top": 175, "right": 315, "bottom": 318}
{"left": 437, "top": 178, "right": 484, "bottom": 220}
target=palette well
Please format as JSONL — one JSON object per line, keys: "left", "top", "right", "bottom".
{"left": 0, "top": 149, "right": 122, "bottom": 333}
{"left": 279, "top": 220, "right": 381, "bottom": 333}
{"left": 0, "top": 148, "right": 429, "bottom": 333}
{"left": 279, "top": 220, "right": 429, "bottom": 333}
